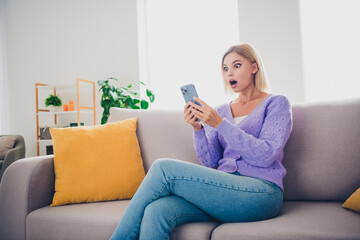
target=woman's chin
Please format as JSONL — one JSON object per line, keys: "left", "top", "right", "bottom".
{"left": 230, "top": 86, "right": 242, "bottom": 93}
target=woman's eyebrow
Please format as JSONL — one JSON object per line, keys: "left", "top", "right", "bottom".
{"left": 223, "top": 60, "right": 242, "bottom": 67}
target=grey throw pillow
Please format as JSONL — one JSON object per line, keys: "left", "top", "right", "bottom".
{"left": 0, "top": 136, "right": 17, "bottom": 159}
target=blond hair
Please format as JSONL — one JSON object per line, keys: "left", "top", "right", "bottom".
{"left": 221, "top": 43, "right": 270, "bottom": 94}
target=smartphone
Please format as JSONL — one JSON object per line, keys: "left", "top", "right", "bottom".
{"left": 180, "top": 84, "right": 201, "bottom": 106}
{"left": 181, "top": 84, "right": 201, "bottom": 121}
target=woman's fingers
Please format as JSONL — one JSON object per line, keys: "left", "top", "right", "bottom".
{"left": 188, "top": 98, "right": 223, "bottom": 128}
{"left": 189, "top": 102, "right": 206, "bottom": 118}
{"left": 193, "top": 97, "right": 210, "bottom": 108}
{"left": 184, "top": 102, "right": 200, "bottom": 126}
{"left": 184, "top": 102, "right": 204, "bottom": 130}
{"left": 185, "top": 109, "right": 195, "bottom": 121}
{"left": 185, "top": 111, "right": 195, "bottom": 124}
{"left": 192, "top": 107, "right": 205, "bottom": 121}
{"left": 188, "top": 101, "right": 204, "bottom": 112}
{"left": 184, "top": 102, "right": 192, "bottom": 112}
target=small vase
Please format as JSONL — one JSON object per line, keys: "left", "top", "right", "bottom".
{"left": 49, "top": 106, "right": 61, "bottom": 112}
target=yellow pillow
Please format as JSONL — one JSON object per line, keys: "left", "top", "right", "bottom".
{"left": 50, "top": 118, "right": 145, "bottom": 206}
{"left": 343, "top": 188, "right": 360, "bottom": 212}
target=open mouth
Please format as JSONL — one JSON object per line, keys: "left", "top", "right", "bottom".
{"left": 229, "top": 80, "right": 237, "bottom": 87}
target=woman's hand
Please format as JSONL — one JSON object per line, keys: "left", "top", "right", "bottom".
{"left": 184, "top": 102, "right": 203, "bottom": 131}
{"left": 188, "top": 97, "right": 223, "bottom": 129}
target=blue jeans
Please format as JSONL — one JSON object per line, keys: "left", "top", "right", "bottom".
{"left": 110, "top": 158, "right": 283, "bottom": 240}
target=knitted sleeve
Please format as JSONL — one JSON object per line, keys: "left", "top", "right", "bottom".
{"left": 216, "top": 95, "right": 292, "bottom": 168}
{"left": 193, "top": 125, "right": 223, "bottom": 168}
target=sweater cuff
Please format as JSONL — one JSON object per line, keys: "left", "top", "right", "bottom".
{"left": 194, "top": 127, "right": 206, "bottom": 137}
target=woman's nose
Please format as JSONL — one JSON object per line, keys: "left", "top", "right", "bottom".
{"left": 227, "top": 70, "right": 233, "bottom": 77}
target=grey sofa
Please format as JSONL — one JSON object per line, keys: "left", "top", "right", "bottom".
{"left": 0, "top": 98, "right": 360, "bottom": 240}
{"left": 0, "top": 135, "right": 26, "bottom": 182}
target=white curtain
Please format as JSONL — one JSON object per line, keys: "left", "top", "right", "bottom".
{"left": 0, "top": 0, "right": 9, "bottom": 134}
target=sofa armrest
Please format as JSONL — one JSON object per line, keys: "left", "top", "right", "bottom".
{"left": 0, "top": 144, "right": 25, "bottom": 179}
{"left": 0, "top": 155, "right": 55, "bottom": 240}
{"left": 0, "top": 135, "right": 26, "bottom": 181}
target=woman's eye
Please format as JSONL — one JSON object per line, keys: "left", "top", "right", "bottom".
{"left": 234, "top": 63, "right": 241, "bottom": 68}
{"left": 223, "top": 67, "right": 228, "bottom": 71}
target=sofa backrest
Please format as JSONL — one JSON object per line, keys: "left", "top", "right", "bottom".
{"left": 283, "top": 98, "right": 360, "bottom": 201}
{"left": 108, "top": 98, "right": 360, "bottom": 202}
{"left": 108, "top": 109, "right": 199, "bottom": 172}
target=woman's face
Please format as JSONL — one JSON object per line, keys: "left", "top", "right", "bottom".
{"left": 222, "top": 52, "right": 258, "bottom": 93}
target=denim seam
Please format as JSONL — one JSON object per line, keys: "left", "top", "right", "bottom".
{"left": 151, "top": 181, "right": 171, "bottom": 201}
{"left": 166, "top": 177, "right": 276, "bottom": 194}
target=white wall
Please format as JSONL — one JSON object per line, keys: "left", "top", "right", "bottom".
{"left": 238, "top": 0, "right": 304, "bottom": 103}
{"left": 0, "top": 0, "right": 9, "bottom": 133}
{"left": 141, "top": 0, "right": 239, "bottom": 110}
{"left": 299, "top": 0, "right": 360, "bottom": 102}
{"left": 3, "top": 0, "right": 139, "bottom": 157}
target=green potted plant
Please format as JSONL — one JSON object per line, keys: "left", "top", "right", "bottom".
{"left": 45, "top": 94, "right": 62, "bottom": 112}
{"left": 98, "top": 77, "right": 155, "bottom": 124}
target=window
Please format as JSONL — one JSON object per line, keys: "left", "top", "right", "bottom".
{"left": 138, "top": 0, "right": 239, "bottom": 109}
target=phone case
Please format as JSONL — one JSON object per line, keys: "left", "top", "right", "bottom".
{"left": 181, "top": 84, "right": 201, "bottom": 121}
{"left": 180, "top": 84, "right": 201, "bottom": 105}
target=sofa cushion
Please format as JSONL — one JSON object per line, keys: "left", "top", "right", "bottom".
{"left": 27, "top": 201, "right": 129, "bottom": 240}
{"left": 171, "top": 222, "right": 220, "bottom": 240}
{"left": 26, "top": 200, "right": 219, "bottom": 240}
{"left": 283, "top": 98, "right": 360, "bottom": 201}
{"left": 211, "top": 201, "right": 360, "bottom": 240}
{"left": 50, "top": 118, "right": 145, "bottom": 206}
{"left": 0, "top": 135, "right": 17, "bottom": 159}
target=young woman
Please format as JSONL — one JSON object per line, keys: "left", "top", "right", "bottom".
{"left": 110, "top": 43, "right": 293, "bottom": 240}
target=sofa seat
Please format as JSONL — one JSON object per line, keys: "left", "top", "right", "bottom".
{"left": 26, "top": 201, "right": 127, "bottom": 240}
{"left": 211, "top": 201, "right": 360, "bottom": 240}
{"left": 27, "top": 200, "right": 360, "bottom": 240}
{"left": 26, "top": 200, "right": 219, "bottom": 240}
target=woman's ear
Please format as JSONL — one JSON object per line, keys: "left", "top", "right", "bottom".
{"left": 252, "top": 62, "right": 258, "bottom": 74}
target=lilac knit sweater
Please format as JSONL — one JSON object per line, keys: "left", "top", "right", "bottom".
{"left": 193, "top": 94, "right": 293, "bottom": 190}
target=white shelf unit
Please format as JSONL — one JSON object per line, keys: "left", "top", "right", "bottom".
{"left": 35, "top": 79, "right": 96, "bottom": 156}
{"left": 37, "top": 110, "right": 94, "bottom": 116}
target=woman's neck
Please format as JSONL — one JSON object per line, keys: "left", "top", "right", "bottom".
{"left": 234, "top": 88, "right": 264, "bottom": 104}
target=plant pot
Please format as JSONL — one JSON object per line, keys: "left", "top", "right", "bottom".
{"left": 48, "top": 106, "right": 61, "bottom": 112}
